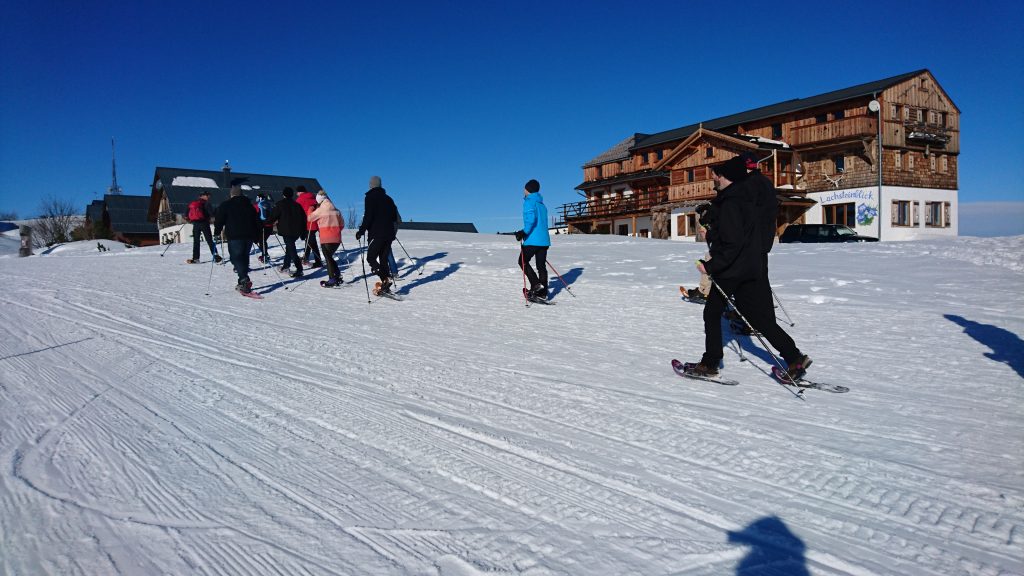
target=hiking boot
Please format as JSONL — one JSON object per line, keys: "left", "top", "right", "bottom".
{"left": 308, "top": 261, "right": 323, "bottom": 269}
{"left": 321, "top": 277, "right": 341, "bottom": 288}
{"left": 235, "top": 279, "right": 253, "bottom": 294}
{"left": 682, "top": 361, "right": 719, "bottom": 377}
{"left": 257, "top": 255, "right": 265, "bottom": 264}
{"left": 290, "top": 270, "right": 303, "bottom": 278}
{"left": 775, "top": 355, "right": 813, "bottom": 383}
{"left": 214, "top": 255, "right": 223, "bottom": 263}
{"left": 278, "top": 266, "right": 290, "bottom": 273}
{"left": 186, "top": 258, "right": 197, "bottom": 264}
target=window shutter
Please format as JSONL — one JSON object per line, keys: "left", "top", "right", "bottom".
{"left": 891, "top": 201, "right": 899, "bottom": 225}
{"left": 912, "top": 202, "right": 920, "bottom": 226}
{"left": 944, "top": 202, "right": 951, "bottom": 227}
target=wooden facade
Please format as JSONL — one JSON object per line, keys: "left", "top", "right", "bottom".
{"left": 563, "top": 70, "right": 959, "bottom": 240}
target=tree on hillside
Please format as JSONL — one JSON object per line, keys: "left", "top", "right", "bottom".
{"left": 32, "top": 197, "right": 81, "bottom": 247}
{"left": 0, "top": 210, "right": 17, "bottom": 220}
{"left": 347, "top": 204, "right": 359, "bottom": 230}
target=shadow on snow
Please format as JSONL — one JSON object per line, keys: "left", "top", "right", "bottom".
{"left": 728, "top": 515, "right": 809, "bottom": 576}
{"left": 944, "top": 314, "right": 1024, "bottom": 380}
{"left": 548, "top": 266, "right": 583, "bottom": 299}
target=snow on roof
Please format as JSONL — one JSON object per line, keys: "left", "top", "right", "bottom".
{"left": 171, "top": 176, "right": 219, "bottom": 188}
{"left": 739, "top": 134, "right": 790, "bottom": 148}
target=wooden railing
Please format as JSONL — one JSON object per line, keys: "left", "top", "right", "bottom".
{"left": 559, "top": 190, "right": 668, "bottom": 222}
{"left": 790, "top": 116, "right": 877, "bottom": 147}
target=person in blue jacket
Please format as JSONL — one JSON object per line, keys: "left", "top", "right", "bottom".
{"left": 514, "top": 179, "right": 551, "bottom": 301}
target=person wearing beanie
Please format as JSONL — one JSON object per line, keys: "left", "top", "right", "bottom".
{"left": 514, "top": 178, "right": 551, "bottom": 302}
{"left": 307, "top": 191, "right": 345, "bottom": 287}
{"left": 266, "top": 186, "right": 307, "bottom": 277}
{"left": 356, "top": 175, "right": 400, "bottom": 296}
{"left": 185, "top": 190, "right": 221, "bottom": 264}
{"left": 214, "top": 185, "right": 261, "bottom": 294}
{"left": 681, "top": 156, "right": 810, "bottom": 384}
{"left": 295, "top": 185, "right": 323, "bottom": 269}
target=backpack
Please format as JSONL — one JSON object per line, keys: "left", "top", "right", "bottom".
{"left": 257, "top": 198, "right": 272, "bottom": 221}
{"left": 187, "top": 200, "right": 206, "bottom": 222}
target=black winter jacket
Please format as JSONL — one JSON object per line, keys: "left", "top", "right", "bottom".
{"left": 268, "top": 197, "right": 308, "bottom": 238}
{"left": 214, "top": 195, "right": 261, "bottom": 241}
{"left": 703, "top": 180, "right": 763, "bottom": 283}
{"left": 357, "top": 187, "right": 398, "bottom": 241}
{"left": 745, "top": 169, "right": 778, "bottom": 254}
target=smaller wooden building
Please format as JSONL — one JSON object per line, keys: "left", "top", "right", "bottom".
{"left": 147, "top": 164, "right": 323, "bottom": 244}
{"left": 86, "top": 194, "right": 159, "bottom": 246}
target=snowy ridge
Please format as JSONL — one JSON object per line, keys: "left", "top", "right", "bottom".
{"left": 1, "top": 231, "right": 1022, "bottom": 575}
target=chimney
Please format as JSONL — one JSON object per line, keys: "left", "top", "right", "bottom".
{"left": 222, "top": 160, "right": 231, "bottom": 187}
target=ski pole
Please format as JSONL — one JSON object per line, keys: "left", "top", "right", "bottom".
{"left": 708, "top": 277, "right": 804, "bottom": 399}
{"left": 205, "top": 251, "right": 216, "bottom": 296}
{"left": 771, "top": 288, "right": 795, "bottom": 327}
{"left": 546, "top": 260, "right": 575, "bottom": 297}
{"left": 358, "top": 237, "right": 371, "bottom": 304}
{"left": 394, "top": 236, "right": 422, "bottom": 275}
{"left": 519, "top": 242, "right": 530, "bottom": 306}
{"left": 160, "top": 224, "right": 184, "bottom": 257}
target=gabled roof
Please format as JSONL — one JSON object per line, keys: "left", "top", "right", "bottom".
{"left": 583, "top": 133, "right": 648, "bottom": 168}
{"left": 151, "top": 167, "right": 323, "bottom": 220}
{"left": 634, "top": 69, "right": 930, "bottom": 150}
{"left": 398, "top": 222, "right": 478, "bottom": 233}
{"left": 104, "top": 195, "right": 155, "bottom": 235}
{"left": 86, "top": 200, "right": 105, "bottom": 224}
{"left": 654, "top": 128, "right": 758, "bottom": 171}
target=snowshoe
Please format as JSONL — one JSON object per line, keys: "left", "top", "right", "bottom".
{"left": 772, "top": 355, "right": 813, "bottom": 384}
{"left": 186, "top": 258, "right": 197, "bottom": 264}
{"left": 214, "top": 255, "right": 223, "bottom": 263}
{"left": 320, "top": 278, "right": 342, "bottom": 288}
{"left": 680, "top": 360, "right": 719, "bottom": 377}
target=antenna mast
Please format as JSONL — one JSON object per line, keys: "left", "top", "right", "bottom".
{"left": 108, "top": 137, "right": 122, "bottom": 195}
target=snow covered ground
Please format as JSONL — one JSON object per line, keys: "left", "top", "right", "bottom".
{"left": 1, "top": 231, "right": 1022, "bottom": 575}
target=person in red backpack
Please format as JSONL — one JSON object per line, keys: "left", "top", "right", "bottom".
{"left": 295, "top": 185, "right": 323, "bottom": 268}
{"left": 186, "top": 190, "right": 221, "bottom": 264}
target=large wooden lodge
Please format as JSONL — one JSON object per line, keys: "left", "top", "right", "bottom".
{"left": 562, "top": 69, "right": 959, "bottom": 242}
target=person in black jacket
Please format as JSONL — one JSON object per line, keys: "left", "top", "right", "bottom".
{"left": 355, "top": 175, "right": 399, "bottom": 295}
{"left": 267, "top": 187, "right": 308, "bottom": 278}
{"left": 682, "top": 156, "right": 810, "bottom": 381}
{"left": 214, "top": 182, "right": 261, "bottom": 293}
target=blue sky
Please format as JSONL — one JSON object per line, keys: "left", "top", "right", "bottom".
{"left": 1, "top": 0, "right": 1022, "bottom": 234}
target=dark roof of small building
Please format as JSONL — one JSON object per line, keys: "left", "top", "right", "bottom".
{"left": 633, "top": 69, "right": 929, "bottom": 150}
{"left": 105, "top": 195, "right": 155, "bottom": 235}
{"left": 583, "top": 133, "right": 648, "bottom": 168}
{"left": 398, "top": 222, "right": 478, "bottom": 233}
{"left": 86, "top": 200, "right": 105, "bottom": 224}
{"left": 152, "top": 167, "right": 323, "bottom": 219}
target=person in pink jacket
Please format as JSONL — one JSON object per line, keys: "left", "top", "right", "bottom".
{"left": 307, "top": 191, "right": 344, "bottom": 287}
{"left": 295, "top": 185, "right": 323, "bottom": 268}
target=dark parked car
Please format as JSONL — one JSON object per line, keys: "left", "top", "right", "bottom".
{"left": 779, "top": 224, "right": 878, "bottom": 243}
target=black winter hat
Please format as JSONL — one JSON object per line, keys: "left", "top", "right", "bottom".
{"left": 525, "top": 179, "right": 540, "bottom": 193}
{"left": 712, "top": 156, "right": 748, "bottom": 184}
{"left": 282, "top": 186, "right": 294, "bottom": 198}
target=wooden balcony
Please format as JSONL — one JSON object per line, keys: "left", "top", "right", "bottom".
{"left": 560, "top": 190, "right": 668, "bottom": 222}
{"left": 790, "top": 116, "right": 877, "bottom": 147}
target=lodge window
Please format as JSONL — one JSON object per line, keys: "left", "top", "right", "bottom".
{"left": 677, "top": 214, "right": 698, "bottom": 237}
{"left": 772, "top": 123, "right": 782, "bottom": 139}
{"left": 706, "top": 147, "right": 714, "bottom": 158}
{"left": 686, "top": 168, "right": 695, "bottom": 183}
{"left": 895, "top": 151, "right": 903, "bottom": 170}
{"left": 834, "top": 110, "right": 845, "bottom": 120}
{"left": 941, "top": 112, "right": 948, "bottom": 127}
{"left": 941, "top": 155, "right": 949, "bottom": 173}
{"left": 656, "top": 150, "right": 664, "bottom": 161}
{"left": 640, "top": 153, "right": 648, "bottom": 165}
{"left": 903, "top": 106, "right": 911, "bottom": 121}
{"left": 833, "top": 155, "right": 845, "bottom": 173}
{"left": 925, "top": 202, "right": 949, "bottom": 228}
{"left": 929, "top": 154, "right": 937, "bottom": 172}
{"left": 907, "top": 152, "right": 915, "bottom": 171}
{"left": 617, "top": 224, "right": 629, "bottom": 236}
{"left": 916, "top": 109, "right": 924, "bottom": 122}
{"left": 892, "top": 200, "right": 918, "bottom": 227}
{"left": 890, "top": 104, "right": 900, "bottom": 120}
{"left": 815, "top": 113, "right": 828, "bottom": 123}
{"left": 823, "top": 202, "right": 856, "bottom": 227}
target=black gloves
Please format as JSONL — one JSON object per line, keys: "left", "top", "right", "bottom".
{"left": 695, "top": 203, "right": 712, "bottom": 228}
{"left": 514, "top": 230, "right": 526, "bottom": 242}
{"left": 355, "top": 230, "right": 364, "bottom": 241}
